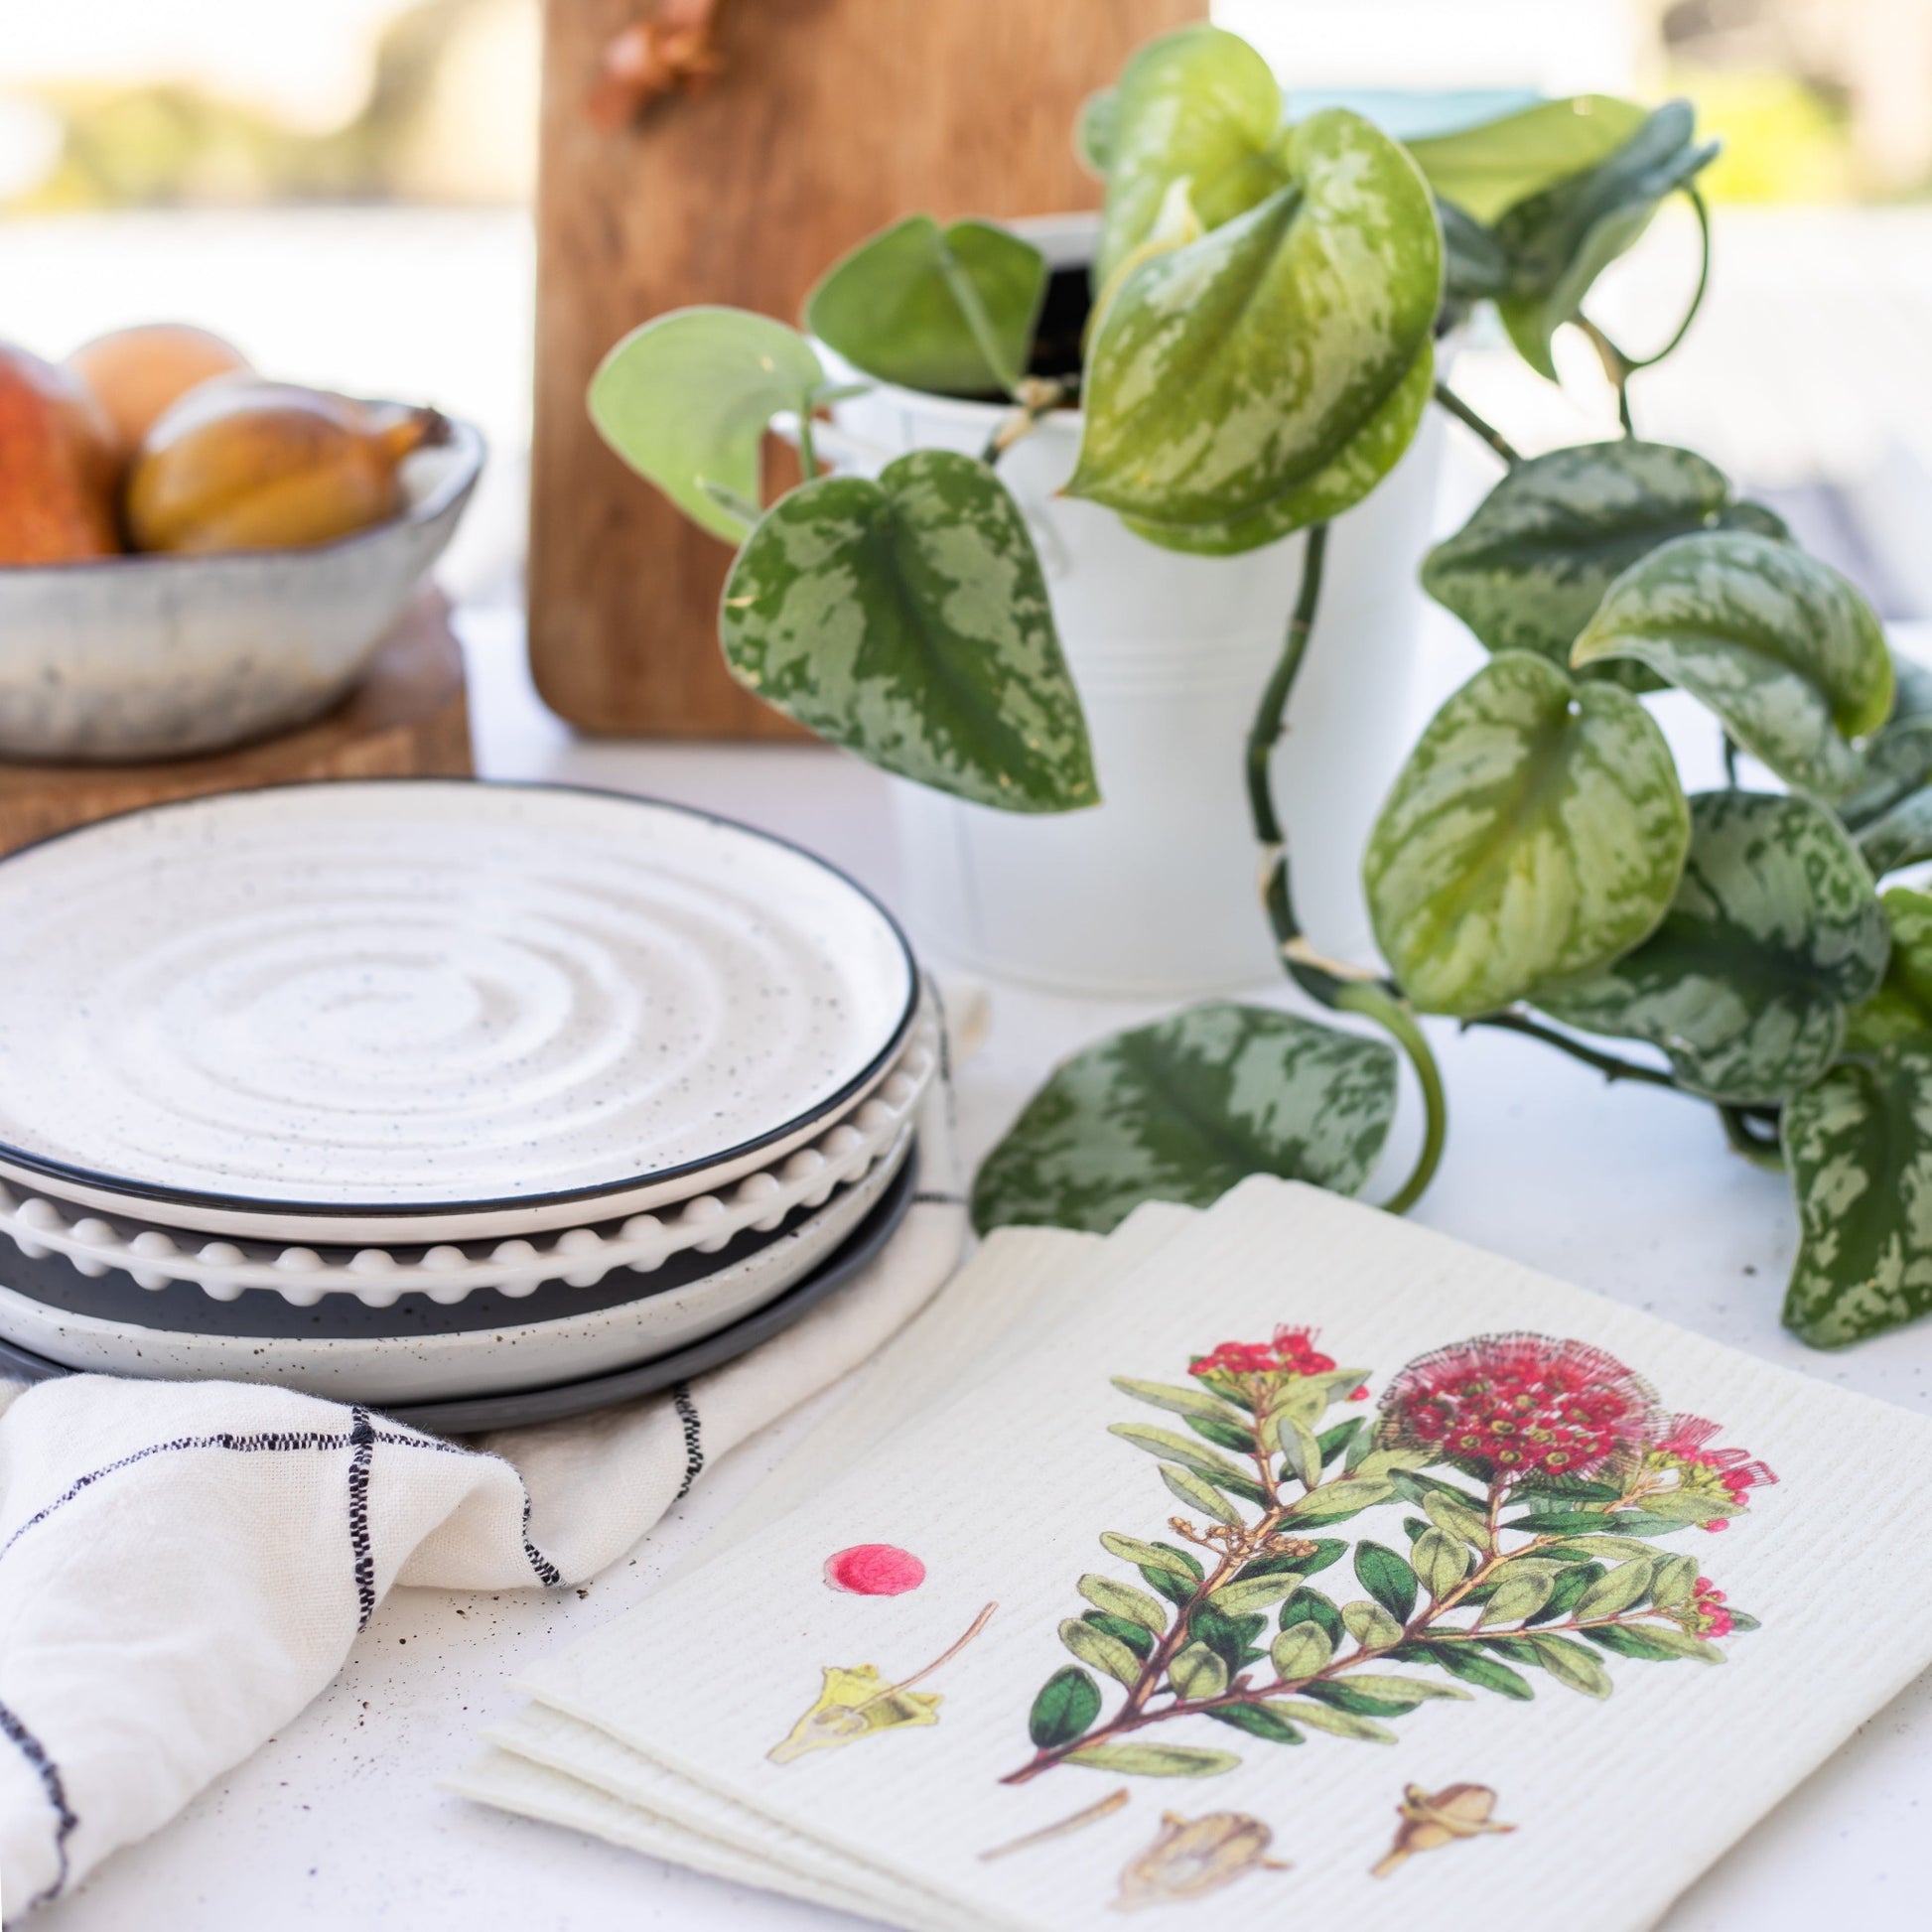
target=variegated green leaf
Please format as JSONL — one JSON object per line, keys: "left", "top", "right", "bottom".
{"left": 1422, "top": 441, "right": 1786, "bottom": 680}
{"left": 804, "top": 215, "right": 1045, "bottom": 398}
{"left": 1070, "top": 109, "right": 1441, "bottom": 541}
{"left": 1492, "top": 102, "right": 1719, "bottom": 379}
{"left": 1406, "top": 94, "right": 1648, "bottom": 224}
{"left": 1118, "top": 344, "right": 1435, "bottom": 558}
{"left": 720, "top": 449, "right": 1097, "bottom": 812}
{"left": 1536, "top": 791, "right": 1887, "bottom": 1105}
{"left": 1857, "top": 792, "right": 1932, "bottom": 881}
{"left": 1076, "top": 86, "right": 1119, "bottom": 179}
{"left": 1078, "top": 1574, "right": 1169, "bottom": 1636}
{"left": 1437, "top": 198, "right": 1513, "bottom": 312}
{"left": 1846, "top": 889, "right": 1932, "bottom": 1052}
{"left": 589, "top": 308, "right": 826, "bottom": 543}
{"left": 1059, "top": 1616, "right": 1143, "bottom": 1688}
{"left": 1571, "top": 530, "right": 1892, "bottom": 801}
{"left": 1782, "top": 1040, "right": 1932, "bottom": 1346}
{"left": 1091, "top": 24, "right": 1286, "bottom": 284}
{"left": 971, "top": 1003, "right": 1396, "bottom": 1235}
{"left": 1363, "top": 651, "right": 1690, "bottom": 1017}
{"left": 1840, "top": 655, "right": 1932, "bottom": 828}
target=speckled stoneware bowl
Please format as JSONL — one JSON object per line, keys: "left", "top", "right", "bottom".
{"left": 0, "top": 419, "right": 483, "bottom": 763}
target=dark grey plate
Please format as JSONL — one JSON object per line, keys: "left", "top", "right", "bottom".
{"left": 0, "top": 1143, "right": 918, "bottom": 1437}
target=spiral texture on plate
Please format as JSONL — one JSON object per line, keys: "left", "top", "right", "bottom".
{"left": 0, "top": 783, "right": 914, "bottom": 1209}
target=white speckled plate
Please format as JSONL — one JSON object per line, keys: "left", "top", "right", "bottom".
{"left": 0, "top": 781, "right": 917, "bottom": 1243}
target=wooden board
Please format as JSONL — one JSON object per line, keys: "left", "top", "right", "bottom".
{"left": 529, "top": 0, "right": 1204, "bottom": 739}
{"left": 0, "top": 594, "right": 472, "bottom": 856}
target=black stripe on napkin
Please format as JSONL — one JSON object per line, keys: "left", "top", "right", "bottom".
{"left": 347, "top": 1409, "right": 377, "bottom": 1628}
{"left": 0, "top": 1696, "right": 77, "bottom": 1908}
{"left": 671, "top": 1382, "right": 704, "bottom": 1501}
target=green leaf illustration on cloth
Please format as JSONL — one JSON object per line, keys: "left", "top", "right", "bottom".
{"left": 970, "top": 1003, "right": 1397, "bottom": 1236}
{"left": 720, "top": 449, "right": 1097, "bottom": 812}
{"left": 1003, "top": 1328, "right": 1769, "bottom": 1786}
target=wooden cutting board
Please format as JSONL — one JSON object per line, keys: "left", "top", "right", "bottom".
{"left": 529, "top": 0, "right": 1204, "bottom": 740}
{"left": 0, "top": 594, "right": 472, "bottom": 856}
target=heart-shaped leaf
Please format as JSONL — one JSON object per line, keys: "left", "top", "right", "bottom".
{"left": 1405, "top": 94, "right": 1648, "bottom": 224}
{"left": 1535, "top": 791, "right": 1887, "bottom": 1105}
{"left": 1422, "top": 441, "right": 1786, "bottom": 676}
{"left": 1069, "top": 108, "right": 1442, "bottom": 539}
{"left": 970, "top": 1003, "right": 1397, "bottom": 1235}
{"left": 1846, "top": 889, "right": 1932, "bottom": 1051}
{"left": 1840, "top": 655, "right": 1932, "bottom": 828}
{"left": 1091, "top": 24, "right": 1287, "bottom": 285}
{"left": 804, "top": 215, "right": 1046, "bottom": 398}
{"left": 589, "top": 308, "right": 826, "bottom": 543}
{"left": 1782, "top": 1040, "right": 1932, "bottom": 1346}
{"left": 1118, "top": 344, "right": 1435, "bottom": 558}
{"left": 1492, "top": 101, "right": 1719, "bottom": 378}
{"left": 720, "top": 449, "right": 1097, "bottom": 812}
{"left": 1572, "top": 530, "right": 1892, "bottom": 801}
{"left": 1363, "top": 652, "right": 1690, "bottom": 1018}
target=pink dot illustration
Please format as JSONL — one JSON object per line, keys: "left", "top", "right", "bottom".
{"left": 824, "top": 1544, "right": 926, "bottom": 1595}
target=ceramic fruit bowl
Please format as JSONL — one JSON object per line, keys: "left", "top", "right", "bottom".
{"left": 0, "top": 419, "right": 483, "bottom": 763}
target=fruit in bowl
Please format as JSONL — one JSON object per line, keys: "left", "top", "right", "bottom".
{"left": 0, "top": 321, "right": 483, "bottom": 764}
{"left": 127, "top": 383, "right": 447, "bottom": 556}
{"left": 0, "top": 345, "right": 120, "bottom": 565}
{"left": 66, "top": 323, "right": 253, "bottom": 465}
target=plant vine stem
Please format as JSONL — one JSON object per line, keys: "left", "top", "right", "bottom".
{"left": 1574, "top": 316, "right": 1636, "bottom": 436}
{"left": 1431, "top": 380, "right": 1523, "bottom": 466}
{"left": 1723, "top": 731, "right": 1742, "bottom": 788}
{"left": 1461, "top": 1009, "right": 1696, "bottom": 1098}
{"left": 795, "top": 396, "right": 820, "bottom": 481}
{"left": 1243, "top": 526, "right": 1449, "bottom": 1214}
{"left": 1719, "top": 1103, "right": 1785, "bottom": 1171}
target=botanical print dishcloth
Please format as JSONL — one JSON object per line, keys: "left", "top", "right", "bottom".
{"left": 0, "top": 988, "right": 978, "bottom": 1921}
{"left": 456, "top": 1178, "right": 1932, "bottom": 1932}
{"left": 449, "top": 1201, "right": 1204, "bottom": 1920}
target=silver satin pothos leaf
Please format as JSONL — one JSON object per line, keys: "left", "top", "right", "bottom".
{"left": 1845, "top": 887, "right": 1932, "bottom": 1053}
{"left": 1534, "top": 791, "right": 1888, "bottom": 1106}
{"left": 1421, "top": 441, "right": 1788, "bottom": 680}
{"left": 1362, "top": 652, "right": 1690, "bottom": 1018}
{"left": 1090, "top": 24, "right": 1287, "bottom": 285}
{"left": 720, "top": 449, "right": 1097, "bottom": 813}
{"left": 1572, "top": 530, "right": 1893, "bottom": 803}
{"left": 970, "top": 1003, "right": 1397, "bottom": 1236}
{"left": 1069, "top": 108, "right": 1442, "bottom": 548}
{"left": 1782, "top": 1040, "right": 1932, "bottom": 1347}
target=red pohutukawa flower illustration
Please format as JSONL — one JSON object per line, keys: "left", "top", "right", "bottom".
{"left": 1374, "top": 1331, "right": 1659, "bottom": 1481}
{"left": 1637, "top": 1414, "right": 1780, "bottom": 1531}
{"left": 1006, "top": 1326, "right": 1770, "bottom": 1790}
{"left": 1189, "top": 1325, "right": 1368, "bottom": 1401}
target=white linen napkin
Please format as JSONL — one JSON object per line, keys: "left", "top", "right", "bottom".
{"left": 0, "top": 988, "right": 980, "bottom": 1920}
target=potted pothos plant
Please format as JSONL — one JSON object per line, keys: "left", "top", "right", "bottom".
{"left": 589, "top": 21, "right": 1931, "bottom": 1351}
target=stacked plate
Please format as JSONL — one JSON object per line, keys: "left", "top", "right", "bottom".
{"left": 0, "top": 780, "right": 931, "bottom": 1430}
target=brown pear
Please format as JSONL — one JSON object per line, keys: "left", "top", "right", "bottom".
{"left": 67, "top": 324, "right": 252, "bottom": 465}
{"left": 125, "top": 382, "right": 443, "bottom": 556}
{"left": 0, "top": 344, "right": 121, "bottom": 564}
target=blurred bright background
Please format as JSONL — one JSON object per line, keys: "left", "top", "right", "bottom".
{"left": 4, "top": 0, "right": 1930, "bottom": 619}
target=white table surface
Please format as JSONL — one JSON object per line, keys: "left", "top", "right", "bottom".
{"left": 35, "top": 604, "right": 1932, "bottom": 1932}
